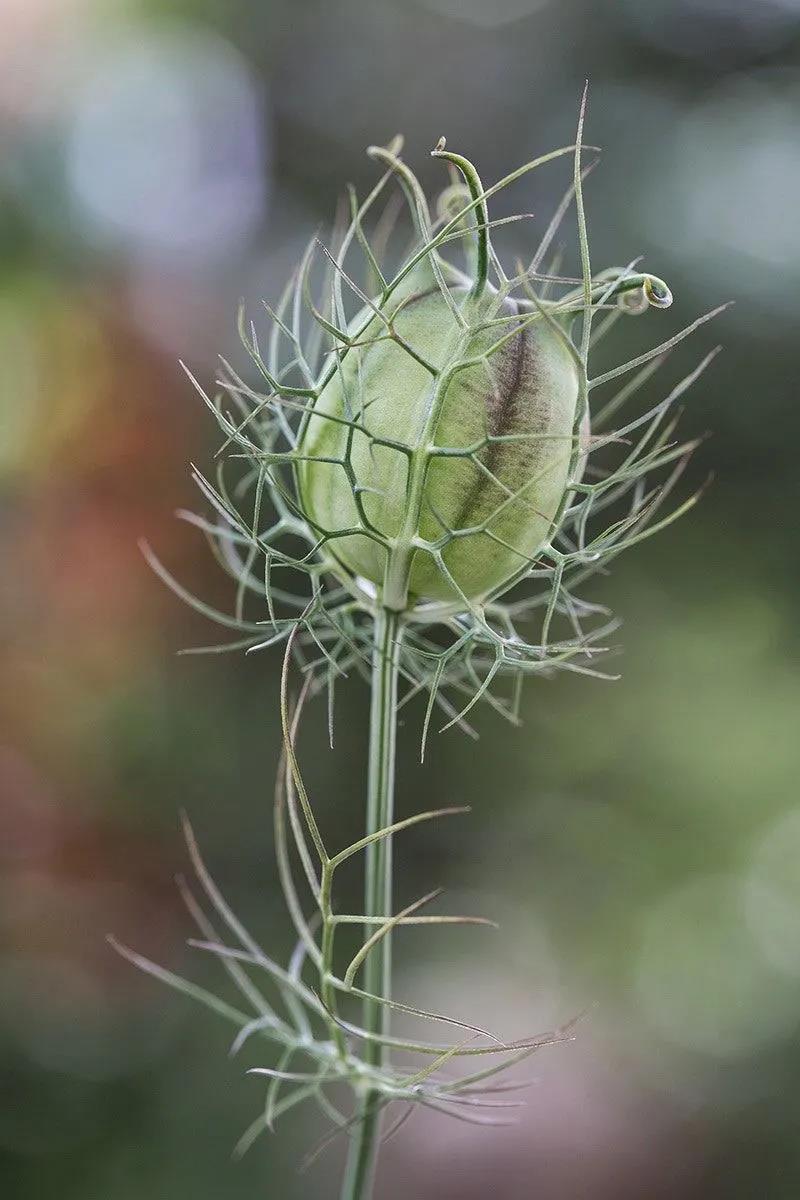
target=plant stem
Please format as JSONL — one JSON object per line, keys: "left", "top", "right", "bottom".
{"left": 340, "top": 605, "right": 402, "bottom": 1200}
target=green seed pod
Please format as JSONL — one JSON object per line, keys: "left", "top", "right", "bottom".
{"left": 298, "top": 262, "right": 582, "bottom": 611}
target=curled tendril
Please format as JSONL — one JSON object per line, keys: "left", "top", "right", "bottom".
{"left": 644, "top": 274, "right": 674, "bottom": 308}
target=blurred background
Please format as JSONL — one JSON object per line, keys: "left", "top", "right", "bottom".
{"left": 2, "top": 1, "right": 799, "bottom": 1197}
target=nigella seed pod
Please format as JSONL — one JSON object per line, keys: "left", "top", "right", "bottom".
{"left": 148, "top": 132, "right": 696, "bottom": 655}
{"left": 298, "top": 263, "right": 582, "bottom": 611}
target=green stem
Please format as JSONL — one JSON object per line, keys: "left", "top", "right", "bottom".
{"left": 340, "top": 606, "right": 402, "bottom": 1200}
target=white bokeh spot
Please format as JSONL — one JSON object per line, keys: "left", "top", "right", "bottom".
{"left": 66, "top": 27, "right": 267, "bottom": 263}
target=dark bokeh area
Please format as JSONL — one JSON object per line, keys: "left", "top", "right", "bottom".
{"left": 2, "top": 2, "right": 799, "bottom": 1197}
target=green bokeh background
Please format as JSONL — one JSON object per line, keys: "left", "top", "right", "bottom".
{"left": 2, "top": 2, "right": 798, "bottom": 1197}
